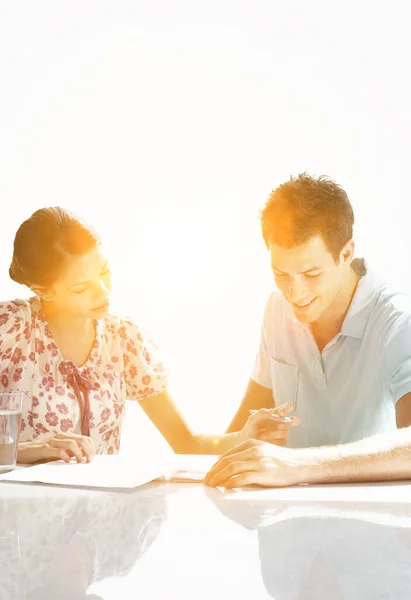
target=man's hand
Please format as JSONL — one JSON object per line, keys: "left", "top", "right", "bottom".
{"left": 204, "top": 438, "right": 312, "bottom": 488}
{"left": 239, "top": 403, "right": 300, "bottom": 446}
{"left": 18, "top": 433, "right": 96, "bottom": 465}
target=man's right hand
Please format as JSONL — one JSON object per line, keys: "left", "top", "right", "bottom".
{"left": 18, "top": 432, "right": 95, "bottom": 465}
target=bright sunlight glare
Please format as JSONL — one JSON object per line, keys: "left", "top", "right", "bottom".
{"left": 1, "top": 1, "right": 410, "bottom": 432}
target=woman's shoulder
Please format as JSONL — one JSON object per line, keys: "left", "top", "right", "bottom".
{"left": 0, "top": 298, "right": 33, "bottom": 326}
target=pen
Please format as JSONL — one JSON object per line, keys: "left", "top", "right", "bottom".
{"left": 249, "top": 410, "right": 294, "bottom": 424}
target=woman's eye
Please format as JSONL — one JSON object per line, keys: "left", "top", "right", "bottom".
{"left": 72, "top": 287, "right": 86, "bottom": 294}
{"left": 305, "top": 273, "right": 322, "bottom": 279}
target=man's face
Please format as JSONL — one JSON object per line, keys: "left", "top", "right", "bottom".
{"left": 269, "top": 235, "right": 353, "bottom": 324}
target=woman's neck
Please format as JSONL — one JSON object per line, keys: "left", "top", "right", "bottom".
{"left": 40, "top": 300, "right": 95, "bottom": 340}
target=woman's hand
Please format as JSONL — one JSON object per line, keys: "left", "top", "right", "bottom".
{"left": 18, "top": 432, "right": 96, "bottom": 465}
{"left": 239, "top": 403, "right": 300, "bottom": 446}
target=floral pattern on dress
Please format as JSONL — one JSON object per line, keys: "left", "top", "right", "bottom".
{"left": 0, "top": 298, "right": 168, "bottom": 454}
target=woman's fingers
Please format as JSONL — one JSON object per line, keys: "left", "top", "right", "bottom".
{"left": 54, "top": 433, "right": 95, "bottom": 462}
{"left": 48, "top": 438, "right": 85, "bottom": 463}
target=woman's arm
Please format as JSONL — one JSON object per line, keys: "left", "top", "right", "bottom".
{"left": 139, "top": 389, "right": 293, "bottom": 454}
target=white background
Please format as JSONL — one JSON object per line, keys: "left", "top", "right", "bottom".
{"left": 1, "top": 1, "right": 410, "bottom": 431}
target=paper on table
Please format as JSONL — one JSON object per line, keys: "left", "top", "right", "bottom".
{"left": 168, "top": 454, "right": 217, "bottom": 483}
{"left": 0, "top": 454, "right": 174, "bottom": 489}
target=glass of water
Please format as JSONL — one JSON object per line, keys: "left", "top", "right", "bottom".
{"left": 0, "top": 392, "right": 24, "bottom": 473}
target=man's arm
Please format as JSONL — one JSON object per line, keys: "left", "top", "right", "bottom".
{"left": 396, "top": 392, "right": 411, "bottom": 428}
{"left": 225, "top": 378, "right": 274, "bottom": 433}
{"left": 205, "top": 427, "right": 411, "bottom": 488}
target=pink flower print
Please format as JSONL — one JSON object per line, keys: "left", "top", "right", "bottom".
{"left": 101, "top": 408, "right": 111, "bottom": 422}
{"left": 139, "top": 387, "right": 155, "bottom": 398}
{"left": 2, "top": 348, "right": 12, "bottom": 361}
{"left": 113, "top": 402, "right": 123, "bottom": 418}
{"left": 103, "top": 429, "right": 113, "bottom": 442}
{"left": 118, "top": 326, "right": 127, "bottom": 340}
{"left": 45, "top": 411, "right": 58, "bottom": 427}
{"left": 42, "top": 375, "right": 54, "bottom": 392}
{"left": 56, "top": 403, "right": 69, "bottom": 414}
{"left": 20, "top": 418, "right": 26, "bottom": 432}
{"left": 28, "top": 352, "right": 35, "bottom": 362}
{"left": 55, "top": 386, "right": 65, "bottom": 396}
{"left": 0, "top": 313, "right": 9, "bottom": 326}
{"left": 27, "top": 410, "right": 38, "bottom": 427}
{"left": 124, "top": 353, "right": 130, "bottom": 367}
{"left": 23, "top": 321, "right": 31, "bottom": 340}
{"left": 126, "top": 340, "right": 137, "bottom": 356}
{"left": 32, "top": 396, "right": 39, "bottom": 407}
{"left": 111, "top": 356, "right": 119, "bottom": 363}
{"left": 35, "top": 339, "right": 45, "bottom": 354}
{"left": 108, "top": 446, "right": 114, "bottom": 455}
{"left": 44, "top": 324, "right": 53, "bottom": 339}
{"left": 142, "top": 347, "right": 151, "bottom": 364}
{"left": 103, "top": 371, "right": 115, "bottom": 387}
{"left": 34, "top": 422, "right": 49, "bottom": 438}
{"left": 11, "top": 347, "right": 23, "bottom": 364}
{"left": 1, "top": 374, "right": 9, "bottom": 387}
{"left": 129, "top": 364, "right": 138, "bottom": 379}
{"left": 13, "top": 368, "right": 23, "bottom": 383}
{"left": 136, "top": 332, "right": 143, "bottom": 343}
{"left": 47, "top": 342, "right": 59, "bottom": 357}
{"left": 142, "top": 374, "right": 151, "bottom": 385}
{"left": 60, "top": 418, "right": 73, "bottom": 432}
{"left": 99, "top": 424, "right": 109, "bottom": 434}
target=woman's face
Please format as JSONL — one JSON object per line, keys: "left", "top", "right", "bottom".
{"left": 40, "top": 245, "right": 111, "bottom": 319}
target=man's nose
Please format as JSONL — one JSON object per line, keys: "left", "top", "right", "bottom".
{"left": 287, "top": 278, "right": 307, "bottom": 303}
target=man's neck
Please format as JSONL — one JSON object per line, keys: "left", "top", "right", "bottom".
{"left": 311, "top": 268, "right": 361, "bottom": 351}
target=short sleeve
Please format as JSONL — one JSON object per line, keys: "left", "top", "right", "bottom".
{"left": 120, "top": 318, "right": 168, "bottom": 401}
{"left": 0, "top": 299, "right": 33, "bottom": 391}
{"left": 381, "top": 313, "right": 411, "bottom": 404}
{"left": 251, "top": 295, "right": 274, "bottom": 389}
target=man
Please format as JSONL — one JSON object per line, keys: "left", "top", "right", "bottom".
{"left": 225, "top": 172, "right": 411, "bottom": 449}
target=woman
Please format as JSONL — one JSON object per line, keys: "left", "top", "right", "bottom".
{"left": 0, "top": 207, "right": 283, "bottom": 464}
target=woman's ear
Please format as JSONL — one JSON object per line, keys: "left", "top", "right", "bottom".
{"left": 30, "top": 285, "right": 53, "bottom": 301}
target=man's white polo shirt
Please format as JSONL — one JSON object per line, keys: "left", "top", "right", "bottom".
{"left": 252, "top": 263, "right": 411, "bottom": 448}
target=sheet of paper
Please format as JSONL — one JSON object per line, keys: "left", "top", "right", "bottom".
{"left": 168, "top": 454, "right": 217, "bottom": 483}
{"left": 0, "top": 454, "right": 175, "bottom": 489}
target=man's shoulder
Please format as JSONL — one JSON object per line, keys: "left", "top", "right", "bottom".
{"left": 263, "top": 290, "right": 289, "bottom": 325}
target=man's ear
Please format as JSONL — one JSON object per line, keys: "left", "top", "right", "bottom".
{"left": 30, "top": 286, "right": 53, "bottom": 302}
{"left": 341, "top": 239, "right": 355, "bottom": 264}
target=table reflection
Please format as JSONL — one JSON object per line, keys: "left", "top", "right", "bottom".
{"left": 205, "top": 487, "right": 411, "bottom": 600}
{"left": 0, "top": 484, "right": 168, "bottom": 599}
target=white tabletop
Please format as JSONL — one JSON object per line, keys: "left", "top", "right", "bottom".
{"left": 1, "top": 477, "right": 411, "bottom": 600}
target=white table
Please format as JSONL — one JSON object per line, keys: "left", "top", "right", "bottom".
{"left": 1, "top": 478, "right": 411, "bottom": 599}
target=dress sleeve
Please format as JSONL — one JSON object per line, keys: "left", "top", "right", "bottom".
{"left": 120, "top": 318, "right": 168, "bottom": 400}
{"left": 0, "top": 300, "right": 33, "bottom": 392}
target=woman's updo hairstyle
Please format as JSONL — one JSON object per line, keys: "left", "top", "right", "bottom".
{"left": 9, "top": 207, "right": 100, "bottom": 287}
